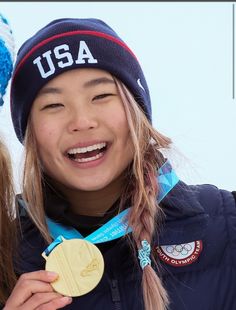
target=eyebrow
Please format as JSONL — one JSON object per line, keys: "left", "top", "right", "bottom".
{"left": 37, "top": 77, "right": 115, "bottom": 98}
{"left": 37, "top": 87, "right": 62, "bottom": 97}
{"left": 83, "top": 77, "right": 115, "bottom": 88}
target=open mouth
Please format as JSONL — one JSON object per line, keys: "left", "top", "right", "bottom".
{"left": 67, "top": 142, "right": 108, "bottom": 163}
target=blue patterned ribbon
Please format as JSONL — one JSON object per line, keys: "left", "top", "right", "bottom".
{"left": 138, "top": 240, "right": 151, "bottom": 269}
{"left": 44, "top": 160, "right": 179, "bottom": 256}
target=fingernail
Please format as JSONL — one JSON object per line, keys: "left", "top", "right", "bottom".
{"left": 47, "top": 271, "right": 58, "bottom": 279}
{"left": 61, "top": 296, "right": 72, "bottom": 304}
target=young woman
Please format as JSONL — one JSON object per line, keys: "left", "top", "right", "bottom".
{"left": 0, "top": 13, "right": 17, "bottom": 306}
{"left": 5, "top": 18, "right": 236, "bottom": 310}
{"left": 0, "top": 140, "right": 17, "bottom": 305}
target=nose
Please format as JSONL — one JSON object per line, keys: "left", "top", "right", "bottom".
{"left": 67, "top": 104, "right": 98, "bottom": 133}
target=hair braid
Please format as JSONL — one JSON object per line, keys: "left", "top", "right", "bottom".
{"left": 115, "top": 79, "right": 171, "bottom": 310}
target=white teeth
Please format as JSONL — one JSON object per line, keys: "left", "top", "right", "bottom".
{"left": 74, "top": 152, "right": 104, "bottom": 163}
{"left": 68, "top": 142, "right": 106, "bottom": 155}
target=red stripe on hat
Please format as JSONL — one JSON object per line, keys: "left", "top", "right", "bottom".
{"left": 13, "top": 30, "right": 138, "bottom": 80}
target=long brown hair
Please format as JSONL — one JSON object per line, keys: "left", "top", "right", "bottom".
{"left": 0, "top": 139, "right": 17, "bottom": 304}
{"left": 115, "top": 79, "right": 171, "bottom": 310}
{"left": 23, "top": 78, "right": 172, "bottom": 309}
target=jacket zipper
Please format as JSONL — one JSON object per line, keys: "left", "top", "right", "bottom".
{"left": 110, "top": 279, "right": 121, "bottom": 310}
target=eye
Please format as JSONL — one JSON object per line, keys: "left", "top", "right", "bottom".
{"left": 41, "top": 103, "right": 64, "bottom": 110}
{"left": 92, "top": 93, "right": 114, "bottom": 101}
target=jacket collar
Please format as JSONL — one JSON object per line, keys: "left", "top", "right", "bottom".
{"left": 18, "top": 178, "right": 209, "bottom": 247}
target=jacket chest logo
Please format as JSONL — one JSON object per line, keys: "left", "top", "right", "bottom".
{"left": 156, "top": 240, "right": 203, "bottom": 267}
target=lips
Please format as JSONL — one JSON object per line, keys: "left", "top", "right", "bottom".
{"left": 66, "top": 142, "right": 108, "bottom": 163}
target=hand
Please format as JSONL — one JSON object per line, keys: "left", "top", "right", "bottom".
{"left": 3, "top": 270, "right": 72, "bottom": 310}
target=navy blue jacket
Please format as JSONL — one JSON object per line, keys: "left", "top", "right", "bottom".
{"left": 14, "top": 181, "right": 236, "bottom": 310}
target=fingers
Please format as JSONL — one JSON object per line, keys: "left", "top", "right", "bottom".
{"left": 4, "top": 270, "right": 60, "bottom": 309}
{"left": 36, "top": 297, "right": 73, "bottom": 310}
{"left": 23, "top": 293, "right": 72, "bottom": 310}
{"left": 18, "top": 270, "right": 58, "bottom": 282}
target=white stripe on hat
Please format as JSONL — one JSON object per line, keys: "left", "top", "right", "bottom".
{"left": 0, "top": 18, "right": 15, "bottom": 60}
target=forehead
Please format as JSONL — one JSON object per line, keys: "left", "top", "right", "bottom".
{"left": 41, "top": 68, "right": 114, "bottom": 89}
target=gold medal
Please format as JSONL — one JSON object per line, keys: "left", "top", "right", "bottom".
{"left": 42, "top": 238, "right": 104, "bottom": 297}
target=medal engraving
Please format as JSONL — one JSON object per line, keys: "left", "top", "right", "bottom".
{"left": 80, "top": 258, "right": 100, "bottom": 277}
{"left": 44, "top": 238, "right": 104, "bottom": 297}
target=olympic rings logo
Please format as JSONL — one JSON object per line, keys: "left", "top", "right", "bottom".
{"left": 165, "top": 243, "right": 193, "bottom": 257}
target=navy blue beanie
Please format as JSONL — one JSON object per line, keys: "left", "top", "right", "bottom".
{"left": 10, "top": 18, "right": 152, "bottom": 143}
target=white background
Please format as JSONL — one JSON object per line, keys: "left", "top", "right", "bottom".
{"left": 1, "top": 2, "right": 235, "bottom": 192}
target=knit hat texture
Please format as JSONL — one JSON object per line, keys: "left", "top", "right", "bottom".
{"left": 11, "top": 18, "right": 152, "bottom": 142}
{"left": 0, "top": 14, "right": 14, "bottom": 106}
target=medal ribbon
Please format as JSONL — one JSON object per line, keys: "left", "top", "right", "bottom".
{"left": 44, "top": 160, "right": 179, "bottom": 256}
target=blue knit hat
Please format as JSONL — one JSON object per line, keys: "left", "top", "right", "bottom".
{"left": 10, "top": 18, "right": 152, "bottom": 143}
{"left": 0, "top": 14, "right": 14, "bottom": 106}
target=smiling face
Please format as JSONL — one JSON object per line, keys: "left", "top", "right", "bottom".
{"left": 30, "top": 68, "right": 134, "bottom": 196}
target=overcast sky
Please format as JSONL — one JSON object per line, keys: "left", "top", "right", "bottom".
{"left": 1, "top": 2, "right": 235, "bottom": 191}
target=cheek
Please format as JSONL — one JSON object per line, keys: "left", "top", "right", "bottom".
{"left": 107, "top": 105, "right": 130, "bottom": 137}
{"left": 33, "top": 121, "right": 57, "bottom": 144}
{"left": 33, "top": 123, "right": 59, "bottom": 166}
{"left": 112, "top": 113, "right": 134, "bottom": 158}
{"left": 116, "top": 115, "right": 130, "bottom": 145}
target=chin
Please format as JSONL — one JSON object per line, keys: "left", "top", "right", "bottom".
{"left": 69, "top": 178, "right": 112, "bottom": 192}
{"left": 73, "top": 184, "right": 108, "bottom": 192}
